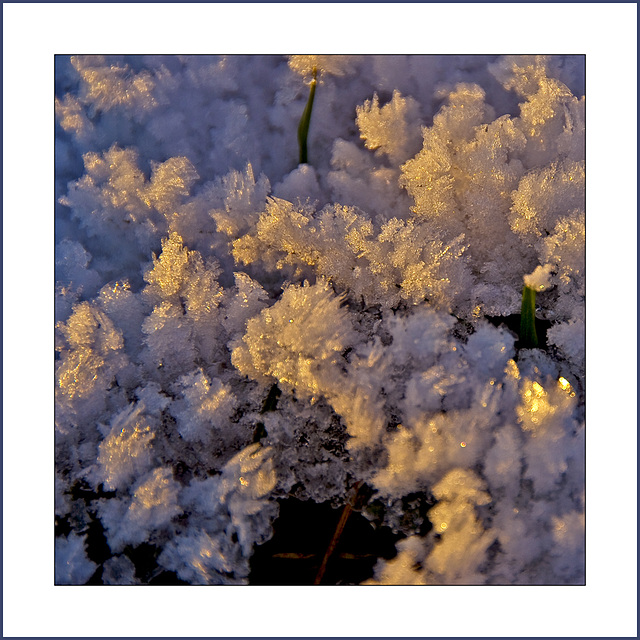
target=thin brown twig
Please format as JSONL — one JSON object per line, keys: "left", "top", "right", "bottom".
{"left": 314, "top": 480, "right": 364, "bottom": 585}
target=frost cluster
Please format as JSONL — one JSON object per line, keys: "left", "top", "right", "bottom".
{"left": 55, "top": 54, "right": 585, "bottom": 585}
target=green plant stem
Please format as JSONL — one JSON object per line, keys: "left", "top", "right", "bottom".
{"left": 520, "top": 285, "right": 539, "bottom": 348}
{"left": 297, "top": 67, "right": 317, "bottom": 165}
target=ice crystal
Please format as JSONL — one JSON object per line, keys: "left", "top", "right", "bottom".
{"left": 288, "top": 55, "right": 361, "bottom": 80}
{"left": 232, "top": 280, "right": 353, "bottom": 396}
{"left": 55, "top": 533, "right": 97, "bottom": 585}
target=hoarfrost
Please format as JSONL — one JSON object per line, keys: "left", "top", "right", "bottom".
{"left": 55, "top": 54, "right": 585, "bottom": 585}
{"left": 93, "top": 403, "right": 156, "bottom": 491}
{"left": 102, "top": 555, "right": 139, "bottom": 585}
{"left": 356, "top": 90, "right": 422, "bottom": 165}
{"left": 55, "top": 533, "right": 97, "bottom": 585}
{"left": 288, "top": 55, "right": 361, "bottom": 80}
{"left": 232, "top": 280, "right": 354, "bottom": 396}
{"left": 157, "top": 443, "right": 278, "bottom": 584}
{"left": 98, "top": 467, "right": 182, "bottom": 553}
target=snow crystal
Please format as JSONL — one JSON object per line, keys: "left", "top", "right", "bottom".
{"left": 55, "top": 239, "right": 101, "bottom": 301}
{"left": 288, "top": 55, "right": 361, "bottom": 80}
{"left": 364, "top": 536, "right": 428, "bottom": 585}
{"left": 157, "top": 443, "right": 278, "bottom": 584}
{"left": 356, "top": 90, "right": 422, "bottom": 165}
{"left": 516, "top": 376, "right": 579, "bottom": 496}
{"left": 144, "top": 232, "right": 205, "bottom": 300}
{"left": 548, "top": 511, "right": 585, "bottom": 582}
{"left": 71, "top": 55, "right": 158, "bottom": 115}
{"left": 385, "top": 305, "right": 457, "bottom": 368}
{"left": 55, "top": 533, "right": 97, "bottom": 585}
{"left": 327, "top": 139, "right": 409, "bottom": 218}
{"left": 141, "top": 301, "right": 198, "bottom": 379}
{"left": 524, "top": 264, "right": 554, "bottom": 291}
{"left": 483, "top": 424, "right": 523, "bottom": 500}
{"left": 99, "top": 467, "right": 182, "bottom": 553}
{"left": 232, "top": 280, "right": 354, "bottom": 396}
{"left": 233, "top": 196, "right": 474, "bottom": 312}
{"left": 510, "top": 161, "right": 585, "bottom": 241}
{"left": 95, "top": 280, "right": 146, "bottom": 353}
{"left": 101, "top": 554, "right": 139, "bottom": 585}
{"left": 158, "top": 528, "right": 240, "bottom": 585}
{"left": 56, "top": 301, "right": 129, "bottom": 432}
{"left": 94, "top": 403, "right": 156, "bottom": 492}
{"left": 424, "top": 469, "right": 494, "bottom": 584}
{"left": 273, "top": 163, "right": 323, "bottom": 205}
{"left": 222, "top": 272, "right": 269, "bottom": 341}
{"left": 55, "top": 93, "right": 94, "bottom": 142}
{"left": 171, "top": 369, "right": 236, "bottom": 442}
{"left": 547, "top": 308, "right": 585, "bottom": 371}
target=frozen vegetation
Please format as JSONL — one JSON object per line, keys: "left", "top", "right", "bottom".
{"left": 55, "top": 54, "right": 585, "bottom": 585}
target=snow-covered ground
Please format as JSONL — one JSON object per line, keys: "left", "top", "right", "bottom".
{"left": 54, "top": 50, "right": 589, "bottom": 586}
{"left": 4, "top": 4, "right": 638, "bottom": 638}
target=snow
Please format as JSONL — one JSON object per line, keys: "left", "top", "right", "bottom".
{"left": 524, "top": 264, "right": 554, "bottom": 291}
{"left": 3, "top": 3, "right": 637, "bottom": 638}
{"left": 54, "top": 533, "right": 97, "bottom": 585}
{"left": 52, "top": 50, "right": 590, "bottom": 588}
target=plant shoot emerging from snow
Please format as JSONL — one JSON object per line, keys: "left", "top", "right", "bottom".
{"left": 297, "top": 66, "right": 317, "bottom": 164}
